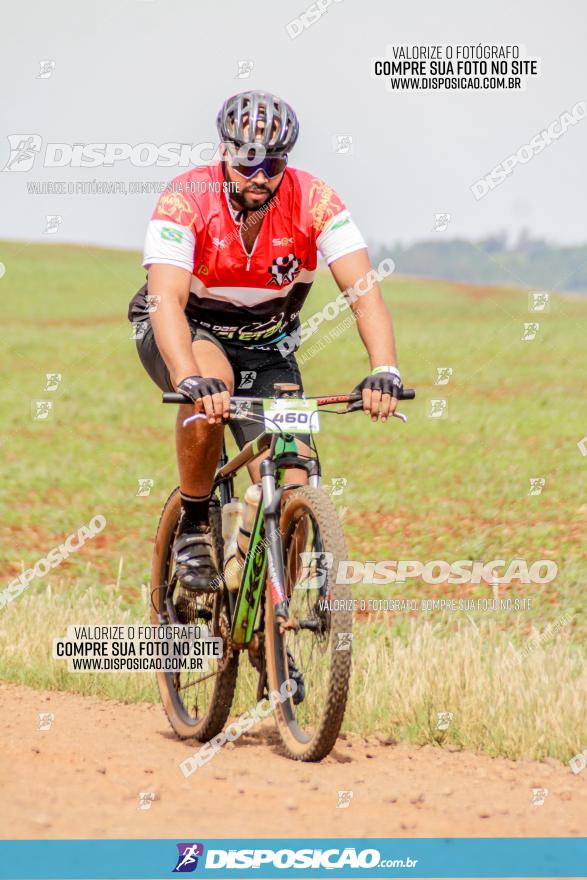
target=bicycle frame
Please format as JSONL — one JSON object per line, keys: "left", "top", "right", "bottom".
{"left": 162, "top": 388, "right": 415, "bottom": 649}
{"left": 212, "top": 429, "right": 320, "bottom": 648}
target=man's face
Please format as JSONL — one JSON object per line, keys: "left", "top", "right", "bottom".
{"left": 223, "top": 151, "right": 285, "bottom": 211}
{"left": 222, "top": 112, "right": 286, "bottom": 211}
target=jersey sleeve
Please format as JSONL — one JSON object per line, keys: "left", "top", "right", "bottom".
{"left": 143, "top": 187, "right": 198, "bottom": 271}
{"left": 316, "top": 209, "right": 367, "bottom": 265}
{"left": 308, "top": 178, "right": 367, "bottom": 265}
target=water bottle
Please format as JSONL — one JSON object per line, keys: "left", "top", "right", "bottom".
{"left": 237, "top": 483, "right": 262, "bottom": 556}
{"left": 222, "top": 500, "right": 244, "bottom": 591}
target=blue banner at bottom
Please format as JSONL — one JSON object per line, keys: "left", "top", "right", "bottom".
{"left": 0, "top": 838, "right": 584, "bottom": 880}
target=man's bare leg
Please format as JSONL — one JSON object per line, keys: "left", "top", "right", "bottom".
{"left": 174, "top": 340, "right": 234, "bottom": 591}
{"left": 176, "top": 341, "right": 234, "bottom": 495}
{"left": 247, "top": 442, "right": 311, "bottom": 486}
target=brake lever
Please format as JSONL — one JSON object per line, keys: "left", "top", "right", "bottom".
{"left": 182, "top": 413, "right": 207, "bottom": 428}
{"left": 182, "top": 403, "right": 263, "bottom": 428}
{"left": 345, "top": 398, "right": 407, "bottom": 421}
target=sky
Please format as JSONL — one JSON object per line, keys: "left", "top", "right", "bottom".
{"left": 0, "top": 0, "right": 585, "bottom": 250}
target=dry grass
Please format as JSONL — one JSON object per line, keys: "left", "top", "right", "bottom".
{"left": 346, "top": 617, "right": 586, "bottom": 761}
{"left": 0, "top": 583, "right": 158, "bottom": 704}
{"left": 1, "top": 584, "right": 585, "bottom": 762}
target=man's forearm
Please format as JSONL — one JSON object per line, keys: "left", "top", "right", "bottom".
{"left": 329, "top": 250, "right": 399, "bottom": 372}
{"left": 150, "top": 301, "right": 198, "bottom": 387}
{"left": 352, "top": 288, "right": 398, "bottom": 370}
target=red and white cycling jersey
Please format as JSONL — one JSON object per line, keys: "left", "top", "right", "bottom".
{"left": 128, "top": 161, "right": 366, "bottom": 348}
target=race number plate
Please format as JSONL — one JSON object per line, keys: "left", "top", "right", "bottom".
{"left": 263, "top": 398, "right": 320, "bottom": 434}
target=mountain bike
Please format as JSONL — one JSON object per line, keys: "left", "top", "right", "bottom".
{"left": 150, "top": 384, "right": 415, "bottom": 761}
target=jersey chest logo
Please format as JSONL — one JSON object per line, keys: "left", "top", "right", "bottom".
{"left": 267, "top": 253, "right": 301, "bottom": 287}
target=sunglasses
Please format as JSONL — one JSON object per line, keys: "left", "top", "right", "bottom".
{"left": 225, "top": 144, "right": 288, "bottom": 180}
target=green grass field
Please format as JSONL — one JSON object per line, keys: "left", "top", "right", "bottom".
{"left": 0, "top": 240, "right": 585, "bottom": 760}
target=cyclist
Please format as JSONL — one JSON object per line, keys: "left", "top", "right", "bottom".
{"left": 129, "top": 90, "right": 402, "bottom": 594}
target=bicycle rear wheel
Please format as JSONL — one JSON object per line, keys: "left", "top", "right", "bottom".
{"left": 265, "top": 485, "right": 352, "bottom": 760}
{"left": 151, "top": 488, "right": 239, "bottom": 740}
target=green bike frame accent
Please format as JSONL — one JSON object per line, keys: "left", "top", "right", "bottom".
{"left": 230, "top": 494, "right": 267, "bottom": 647}
{"left": 230, "top": 434, "right": 298, "bottom": 647}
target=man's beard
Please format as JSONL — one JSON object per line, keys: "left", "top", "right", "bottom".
{"left": 231, "top": 182, "right": 273, "bottom": 212}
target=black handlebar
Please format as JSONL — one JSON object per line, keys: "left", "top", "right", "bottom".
{"left": 162, "top": 389, "right": 416, "bottom": 405}
{"left": 163, "top": 392, "right": 203, "bottom": 404}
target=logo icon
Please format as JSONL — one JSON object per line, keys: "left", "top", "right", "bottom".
{"left": 337, "top": 790, "right": 354, "bottom": 808}
{"left": 333, "top": 135, "right": 353, "bottom": 155}
{"left": 37, "top": 60, "right": 56, "bottom": 79}
{"left": 43, "top": 215, "right": 62, "bottom": 235}
{"left": 38, "top": 712, "right": 55, "bottom": 731}
{"left": 3, "top": 134, "right": 42, "bottom": 172}
{"left": 435, "top": 367, "right": 453, "bottom": 385}
{"left": 522, "top": 322, "right": 539, "bottom": 342}
{"left": 267, "top": 253, "right": 301, "bottom": 287}
{"left": 32, "top": 400, "right": 53, "bottom": 420}
{"left": 45, "top": 373, "right": 62, "bottom": 392}
{"left": 528, "top": 291, "right": 550, "bottom": 312}
{"left": 298, "top": 551, "right": 333, "bottom": 591}
{"left": 130, "top": 321, "right": 148, "bottom": 340}
{"left": 528, "top": 477, "right": 545, "bottom": 497}
{"left": 569, "top": 748, "right": 587, "bottom": 775}
{"left": 236, "top": 60, "right": 254, "bottom": 79}
{"left": 436, "top": 711, "right": 454, "bottom": 731}
{"left": 138, "top": 792, "right": 155, "bottom": 811}
{"left": 427, "top": 399, "right": 448, "bottom": 419}
{"left": 530, "top": 787, "right": 549, "bottom": 807}
{"left": 335, "top": 632, "right": 353, "bottom": 652}
{"left": 158, "top": 192, "right": 193, "bottom": 225}
{"left": 137, "top": 479, "right": 154, "bottom": 497}
{"left": 173, "top": 843, "right": 204, "bottom": 873}
{"left": 233, "top": 399, "right": 253, "bottom": 419}
{"left": 324, "top": 476, "right": 347, "bottom": 497}
{"left": 432, "top": 212, "right": 451, "bottom": 232}
{"left": 238, "top": 370, "right": 257, "bottom": 390}
{"left": 145, "top": 294, "right": 161, "bottom": 314}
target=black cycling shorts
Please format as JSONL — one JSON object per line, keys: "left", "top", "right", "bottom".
{"left": 135, "top": 318, "right": 309, "bottom": 449}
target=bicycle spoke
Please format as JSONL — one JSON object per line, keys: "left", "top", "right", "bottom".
{"left": 177, "top": 668, "right": 219, "bottom": 692}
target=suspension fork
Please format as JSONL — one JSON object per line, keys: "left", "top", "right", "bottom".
{"left": 260, "top": 458, "right": 289, "bottom": 625}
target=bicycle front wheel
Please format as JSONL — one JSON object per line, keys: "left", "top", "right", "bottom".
{"left": 265, "top": 485, "right": 352, "bottom": 760}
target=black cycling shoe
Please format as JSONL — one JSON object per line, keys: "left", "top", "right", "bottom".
{"left": 286, "top": 649, "right": 305, "bottom": 705}
{"left": 173, "top": 525, "right": 218, "bottom": 593}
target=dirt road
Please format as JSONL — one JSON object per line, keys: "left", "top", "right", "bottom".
{"left": 1, "top": 682, "right": 584, "bottom": 841}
